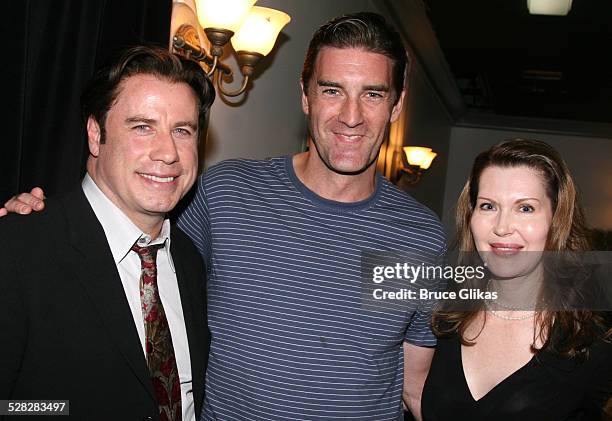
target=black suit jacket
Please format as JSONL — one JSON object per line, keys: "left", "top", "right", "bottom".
{"left": 0, "top": 188, "right": 209, "bottom": 420}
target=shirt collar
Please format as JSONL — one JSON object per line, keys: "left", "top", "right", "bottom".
{"left": 81, "top": 173, "right": 175, "bottom": 272}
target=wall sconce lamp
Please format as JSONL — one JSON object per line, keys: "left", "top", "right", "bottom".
{"left": 527, "top": 0, "right": 572, "bottom": 16}
{"left": 172, "top": 0, "right": 290, "bottom": 97}
{"left": 400, "top": 146, "right": 437, "bottom": 184}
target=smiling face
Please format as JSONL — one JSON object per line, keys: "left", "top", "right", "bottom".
{"left": 87, "top": 74, "right": 199, "bottom": 234}
{"left": 301, "top": 47, "right": 405, "bottom": 175}
{"left": 470, "top": 165, "right": 554, "bottom": 279}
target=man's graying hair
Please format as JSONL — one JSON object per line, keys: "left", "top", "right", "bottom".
{"left": 301, "top": 12, "right": 409, "bottom": 102}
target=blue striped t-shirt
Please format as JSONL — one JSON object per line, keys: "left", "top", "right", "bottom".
{"left": 177, "top": 156, "right": 447, "bottom": 420}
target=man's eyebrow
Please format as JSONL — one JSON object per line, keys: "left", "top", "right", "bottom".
{"left": 174, "top": 121, "right": 198, "bottom": 130}
{"left": 124, "top": 117, "right": 198, "bottom": 130}
{"left": 363, "top": 84, "right": 389, "bottom": 92}
{"left": 316, "top": 80, "right": 389, "bottom": 92}
{"left": 125, "top": 116, "right": 156, "bottom": 125}
{"left": 317, "top": 80, "right": 342, "bottom": 88}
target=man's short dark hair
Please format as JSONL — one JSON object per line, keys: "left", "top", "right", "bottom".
{"left": 301, "top": 12, "right": 408, "bottom": 102}
{"left": 81, "top": 45, "right": 215, "bottom": 143}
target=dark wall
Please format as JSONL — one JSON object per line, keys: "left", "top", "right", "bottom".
{"left": 397, "top": 61, "right": 453, "bottom": 219}
{"left": 0, "top": 0, "right": 172, "bottom": 203}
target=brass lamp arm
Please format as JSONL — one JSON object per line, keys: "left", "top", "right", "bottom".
{"left": 215, "top": 51, "right": 263, "bottom": 97}
{"left": 216, "top": 72, "right": 250, "bottom": 97}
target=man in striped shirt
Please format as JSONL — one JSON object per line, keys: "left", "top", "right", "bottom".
{"left": 177, "top": 12, "right": 446, "bottom": 420}
{"left": 3, "top": 12, "right": 446, "bottom": 421}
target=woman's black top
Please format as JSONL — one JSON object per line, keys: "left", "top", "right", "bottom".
{"left": 422, "top": 334, "right": 611, "bottom": 420}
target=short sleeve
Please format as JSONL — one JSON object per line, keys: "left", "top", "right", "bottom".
{"left": 404, "top": 246, "right": 447, "bottom": 347}
{"left": 404, "top": 302, "right": 437, "bottom": 347}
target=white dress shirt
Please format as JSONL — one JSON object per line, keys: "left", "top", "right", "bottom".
{"left": 82, "top": 174, "right": 195, "bottom": 421}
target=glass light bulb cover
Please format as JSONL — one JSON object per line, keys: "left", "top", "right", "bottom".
{"left": 195, "top": 0, "right": 257, "bottom": 32}
{"left": 527, "top": 0, "right": 572, "bottom": 15}
{"left": 231, "top": 6, "right": 291, "bottom": 56}
{"left": 419, "top": 151, "right": 437, "bottom": 170}
{"left": 403, "top": 146, "right": 432, "bottom": 167}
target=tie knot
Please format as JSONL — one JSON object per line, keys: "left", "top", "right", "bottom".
{"left": 131, "top": 243, "right": 164, "bottom": 261}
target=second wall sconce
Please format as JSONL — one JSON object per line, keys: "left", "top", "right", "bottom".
{"left": 400, "top": 146, "right": 437, "bottom": 184}
{"left": 172, "top": 0, "right": 291, "bottom": 98}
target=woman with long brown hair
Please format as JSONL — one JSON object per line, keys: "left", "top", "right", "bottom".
{"left": 421, "top": 139, "right": 611, "bottom": 420}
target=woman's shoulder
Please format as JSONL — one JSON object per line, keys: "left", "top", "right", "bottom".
{"left": 536, "top": 335, "right": 611, "bottom": 376}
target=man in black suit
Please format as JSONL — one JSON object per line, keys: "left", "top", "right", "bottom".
{"left": 0, "top": 46, "right": 214, "bottom": 420}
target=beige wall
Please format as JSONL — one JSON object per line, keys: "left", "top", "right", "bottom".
{"left": 199, "top": 0, "right": 381, "bottom": 167}
{"left": 171, "top": 0, "right": 454, "bottom": 217}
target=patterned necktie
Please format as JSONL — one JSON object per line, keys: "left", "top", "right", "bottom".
{"left": 132, "top": 243, "right": 182, "bottom": 421}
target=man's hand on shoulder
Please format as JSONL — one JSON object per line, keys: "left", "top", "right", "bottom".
{"left": 0, "top": 187, "right": 46, "bottom": 217}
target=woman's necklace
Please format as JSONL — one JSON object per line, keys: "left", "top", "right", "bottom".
{"left": 485, "top": 303, "right": 535, "bottom": 320}
{"left": 485, "top": 279, "right": 536, "bottom": 320}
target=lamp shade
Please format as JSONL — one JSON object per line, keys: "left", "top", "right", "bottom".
{"left": 527, "top": 0, "right": 572, "bottom": 16}
{"left": 231, "top": 7, "right": 291, "bottom": 56}
{"left": 403, "top": 146, "right": 437, "bottom": 169}
{"left": 195, "top": 0, "right": 257, "bottom": 32}
{"left": 419, "top": 151, "right": 437, "bottom": 170}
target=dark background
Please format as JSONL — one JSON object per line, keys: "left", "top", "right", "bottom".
{"left": 0, "top": 0, "right": 172, "bottom": 204}
{"left": 424, "top": 0, "right": 612, "bottom": 123}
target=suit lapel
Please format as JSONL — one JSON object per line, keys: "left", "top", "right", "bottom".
{"left": 171, "top": 232, "right": 208, "bottom": 417}
{"left": 60, "top": 189, "right": 155, "bottom": 402}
